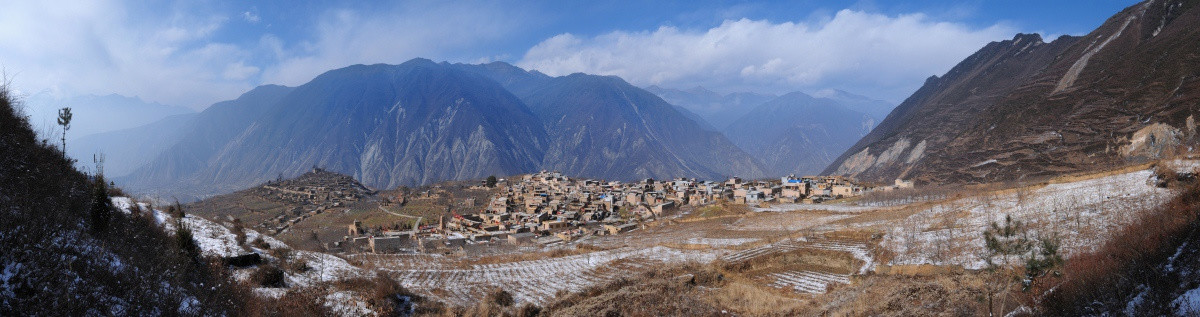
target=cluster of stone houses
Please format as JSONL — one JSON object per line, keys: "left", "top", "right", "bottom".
{"left": 338, "top": 171, "right": 892, "bottom": 254}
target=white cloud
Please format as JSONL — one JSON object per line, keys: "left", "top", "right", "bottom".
{"left": 518, "top": 10, "right": 1017, "bottom": 102}
{"left": 242, "top": 11, "right": 260, "bottom": 23}
{"left": 0, "top": 0, "right": 255, "bottom": 109}
{"left": 0, "top": 0, "right": 527, "bottom": 109}
{"left": 258, "top": 2, "right": 527, "bottom": 87}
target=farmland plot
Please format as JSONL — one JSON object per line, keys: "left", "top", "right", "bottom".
{"left": 880, "top": 168, "right": 1179, "bottom": 269}
{"left": 766, "top": 270, "right": 851, "bottom": 294}
{"left": 369, "top": 246, "right": 717, "bottom": 305}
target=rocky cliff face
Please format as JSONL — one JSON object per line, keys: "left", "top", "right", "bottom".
{"left": 459, "top": 62, "right": 766, "bottom": 181}
{"left": 724, "top": 92, "right": 873, "bottom": 176}
{"left": 125, "top": 60, "right": 547, "bottom": 199}
{"left": 824, "top": 0, "right": 1200, "bottom": 185}
{"left": 522, "top": 74, "right": 765, "bottom": 181}
{"left": 122, "top": 84, "right": 294, "bottom": 198}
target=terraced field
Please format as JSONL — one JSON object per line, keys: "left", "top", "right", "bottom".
{"left": 722, "top": 238, "right": 873, "bottom": 273}
{"left": 365, "top": 246, "right": 719, "bottom": 305}
{"left": 766, "top": 270, "right": 852, "bottom": 294}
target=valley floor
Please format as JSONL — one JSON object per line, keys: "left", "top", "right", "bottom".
{"left": 161, "top": 159, "right": 1199, "bottom": 315}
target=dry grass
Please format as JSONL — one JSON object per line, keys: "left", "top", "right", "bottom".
{"left": 678, "top": 203, "right": 751, "bottom": 222}
{"left": 1040, "top": 178, "right": 1200, "bottom": 315}
{"left": 808, "top": 271, "right": 1008, "bottom": 316}
{"left": 461, "top": 243, "right": 611, "bottom": 268}
{"left": 726, "top": 248, "right": 862, "bottom": 276}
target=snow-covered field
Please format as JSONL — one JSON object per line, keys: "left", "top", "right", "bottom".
{"left": 766, "top": 270, "right": 851, "bottom": 294}
{"left": 753, "top": 203, "right": 879, "bottom": 213}
{"left": 880, "top": 168, "right": 1177, "bottom": 269}
{"left": 721, "top": 237, "right": 873, "bottom": 273}
{"left": 367, "top": 246, "right": 717, "bottom": 305}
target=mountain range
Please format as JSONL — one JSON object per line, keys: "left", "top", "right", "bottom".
{"left": 823, "top": 0, "right": 1200, "bottom": 185}
{"left": 117, "top": 60, "right": 776, "bottom": 200}
{"left": 724, "top": 92, "right": 877, "bottom": 176}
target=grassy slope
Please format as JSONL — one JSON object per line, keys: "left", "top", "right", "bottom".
{"left": 0, "top": 88, "right": 241, "bottom": 314}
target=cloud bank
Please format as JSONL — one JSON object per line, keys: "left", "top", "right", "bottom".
{"left": 518, "top": 10, "right": 1016, "bottom": 102}
{"left": 1, "top": 1, "right": 1018, "bottom": 109}
{"left": 0, "top": 0, "right": 527, "bottom": 109}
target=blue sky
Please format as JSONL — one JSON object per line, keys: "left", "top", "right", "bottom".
{"left": 0, "top": 0, "right": 1138, "bottom": 109}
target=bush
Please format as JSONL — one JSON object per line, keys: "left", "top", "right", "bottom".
{"left": 250, "top": 265, "right": 286, "bottom": 288}
{"left": 89, "top": 175, "right": 113, "bottom": 233}
{"left": 252, "top": 236, "right": 271, "bottom": 250}
{"left": 177, "top": 225, "right": 200, "bottom": 258}
{"left": 1041, "top": 180, "right": 1200, "bottom": 315}
{"left": 232, "top": 218, "right": 246, "bottom": 246}
{"left": 486, "top": 289, "right": 515, "bottom": 307}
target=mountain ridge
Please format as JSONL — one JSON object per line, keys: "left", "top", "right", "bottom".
{"left": 823, "top": 0, "right": 1200, "bottom": 184}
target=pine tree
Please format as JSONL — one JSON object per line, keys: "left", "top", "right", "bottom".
{"left": 89, "top": 174, "right": 112, "bottom": 233}
{"left": 56, "top": 107, "right": 72, "bottom": 158}
{"left": 486, "top": 175, "right": 498, "bottom": 188}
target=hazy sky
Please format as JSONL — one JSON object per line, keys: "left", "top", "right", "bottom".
{"left": 0, "top": 0, "right": 1138, "bottom": 109}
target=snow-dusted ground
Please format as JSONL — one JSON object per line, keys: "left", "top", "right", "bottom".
{"left": 111, "top": 197, "right": 373, "bottom": 316}
{"left": 879, "top": 168, "right": 1177, "bottom": 269}
{"left": 367, "top": 246, "right": 717, "bottom": 305}
{"left": 101, "top": 165, "right": 1189, "bottom": 311}
{"left": 754, "top": 203, "right": 878, "bottom": 213}
{"left": 682, "top": 237, "right": 759, "bottom": 247}
{"left": 766, "top": 270, "right": 851, "bottom": 294}
{"left": 721, "top": 238, "right": 873, "bottom": 273}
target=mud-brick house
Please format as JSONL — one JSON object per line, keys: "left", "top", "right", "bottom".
{"left": 508, "top": 232, "right": 536, "bottom": 245}
{"left": 651, "top": 201, "right": 676, "bottom": 215}
{"left": 369, "top": 235, "right": 411, "bottom": 253}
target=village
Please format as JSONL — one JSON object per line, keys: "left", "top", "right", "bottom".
{"left": 338, "top": 171, "right": 914, "bottom": 254}
{"left": 247, "top": 168, "right": 376, "bottom": 236}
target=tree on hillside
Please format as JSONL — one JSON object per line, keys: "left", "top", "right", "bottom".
{"left": 486, "top": 175, "right": 498, "bottom": 188}
{"left": 56, "top": 107, "right": 72, "bottom": 158}
{"left": 981, "top": 214, "right": 1064, "bottom": 316}
{"left": 90, "top": 174, "right": 113, "bottom": 233}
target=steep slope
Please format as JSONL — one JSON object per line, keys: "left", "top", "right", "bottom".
{"left": 824, "top": 0, "right": 1200, "bottom": 184}
{"left": 0, "top": 88, "right": 238, "bottom": 314}
{"left": 130, "top": 59, "right": 548, "bottom": 199}
{"left": 458, "top": 62, "right": 766, "bottom": 180}
{"left": 70, "top": 113, "right": 198, "bottom": 177}
{"left": 522, "top": 74, "right": 764, "bottom": 181}
{"left": 121, "top": 84, "right": 294, "bottom": 198}
{"left": 724, "top": 92, "right": 875, "bottom": 176}
{"left": 645, "top": 86, "right": 777, "bottom": 129}
{"left": 812, "top": 89, "right": 895, "bottom": 125}
{"left": 22, "top": 92, "right": 194, "bottom": 139}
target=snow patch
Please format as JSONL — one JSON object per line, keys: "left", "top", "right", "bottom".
{"left": 972, "top": 159, "right": 998, "bottom": 167}
{"left": 1174, "top": 287, "right": 1200, "bottom": 315}
{"left": 1054, "top": 15, "right": 1135, "bottom": 93}
{"left": 325, "top": 291, "right": 376, "bottom": 317}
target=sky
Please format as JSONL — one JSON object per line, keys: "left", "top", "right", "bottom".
{"left": 0, "top": 0, "right": 1140, "bottom": 109}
